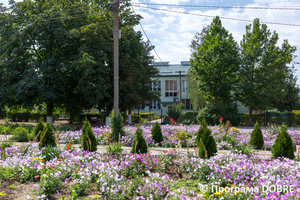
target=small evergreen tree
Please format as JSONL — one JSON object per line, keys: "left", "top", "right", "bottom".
{"left": 272, "top": 125, "right": 295, "bottom": 159}
{"left": 195, "top": 118, "right": 208, "bottom": 145}
{"left": 249, "top": 122, "right": 264, "bottom": 149}
{"left": 81, "top": 122, "right": 97, "bottom": 152}
{"left": 151, "top": 122, "right": 163, "bottom": 144}
{"left": 198, "top": 127, "right": 217, "bottom": 159}
{"left": 34, "top": 118, "right": 45, "bottom": 141}
{"left": 39, "top": 123, "right": 56, "bottom": 149}
{"left": 110, "top": 111, "right": 125, "bottom": 142}
{"left": 131, "top": 128, "right": 148, "bottom": 154}
{"left": 81, "top": 120, "right": 89, "bottom": 136}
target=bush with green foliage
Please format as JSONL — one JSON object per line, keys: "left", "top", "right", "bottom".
{"left": 195, "top": 119, "right": 208, "bottom": 145}
{"left": 179, "top": 111, "right": 198, "bottom": 124}
{"left": 272, "top": 125, "right": 295, "bottom": 159}
{"left": 198, "top": 121, "right": 217, "bottom": 159}
{"left": 249, "top": 122, "right": 264, "bottom": 149}
{"left": 110, "top": 111, "right": 125, "bottom": 142}
{"left": 131, "top": 128, "right": 148, "bottom": 154}
{"left": 41, "top": 145, "right": 62, "bottom": 161}
{"left": 39, "top": 123, "right": 56, "bottom": 149}
{"left": 151, "top": 122, "right": 163, "bottom": 144}
{"left": 9, "top": 127, "right": 29, "bottom": 142}
{"left": 81, "top": 122, "right": 97, "bottom": 152}
{"left": 34, "top": 118, "right": 45, "bottom": 141}
{"left": 167, "top": 103, "right": 183, "bottom": 122}
{"left": 197, "top": 104, "right": 241, "bottom": 126}
{"left": 107, "top": 142, "right": 123, "bottom": 158}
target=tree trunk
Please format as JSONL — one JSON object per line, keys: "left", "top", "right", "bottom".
{"left": 249, "top": 108, "right": 253, "bottom": 126}
{"left": 69, "top": 110, "right": 74, "bottom": 124}
{"left": 215, "top": 95, "right": 218, "bottom": 107}
{"left": 47, "top": 102, "right": 54, "bottom": 125}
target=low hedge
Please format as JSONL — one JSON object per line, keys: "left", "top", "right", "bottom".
{"left": 79, "top": 113, "right": 105, "bottom": 123}
{"left": 4, "top": 112, "right": 58, "bottom": 122}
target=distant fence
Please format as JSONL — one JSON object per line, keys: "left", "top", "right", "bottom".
{"left": 241, "top": 112, "right": 300, "bottom": 126}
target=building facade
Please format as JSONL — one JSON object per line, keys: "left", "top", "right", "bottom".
{"left": 134, "top": 61, "right": 194, "bottom": 116}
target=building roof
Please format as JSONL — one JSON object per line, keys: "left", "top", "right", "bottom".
{"left": 154, "top": 61, "right": 190, "bottom": 77}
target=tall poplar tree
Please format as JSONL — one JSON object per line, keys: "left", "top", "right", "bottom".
{"left": 236, "top": 18, "right": 296, "bottom": 125}
{"left": 190, "top": 16, "right": 240, "bottom": 107}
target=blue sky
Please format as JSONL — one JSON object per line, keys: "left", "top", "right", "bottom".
{"left": 1, "top": 0, "right": 300, "bottom": 83}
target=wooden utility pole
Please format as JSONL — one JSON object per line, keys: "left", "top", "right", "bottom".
{"left": 113, "top": 0, "right": 119, "bottom": 116}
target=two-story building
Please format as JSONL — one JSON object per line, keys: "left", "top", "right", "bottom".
{"left": 134, "top": 61, "right": 194, "bottom": 116}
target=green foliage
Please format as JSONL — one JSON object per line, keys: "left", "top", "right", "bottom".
{"left": 107, "top": 142, "right": 123, "bottom": 158}
{"left": 196, "top": 105, "right": 217, "bottom": 125}
{"left": 190, "top": 16, "right": 240, "bottom": 106}
{"left": 249, "top": 122, "right": 264, "bottom": 149}
{"left": 37, "top": 167, "right": 62, "bottom": 198}
{"left": 41, "top": 145, "right": 62, "bottom": 161}
{"left": 81, "top": 122, "right": 97, "bottom": 152}
{"left": 39, "top": 123, "right": 56, "bottom": 149}
{"left": 131, "top": 128, "right": 148, "bottom": 154}
{"left": 186, "top": 70, "right": 206, "bottom": 110}
{"left": 195, "top": 118, "right": 208, "bottom": 145}
{"left": 9, "top": 127, "right": 29, "bottom": 142}
{"left": 110, "top": 111, "right": 125, "bottom": 142}
{"left": 272, "top": 125, "right": 295, "bottom": 159}
{"left": 198, "top": 123, "right": 217, "bottom": 159}
{"left": 151, "top": 122, "right": 163, "bottom": 144}
{"left": 179, "top": 111, "right": 198, "bottom": 124}
{"left": 34, "top": 119, "right": 45, "bottom": 142}
{"left": 167, "top": 103, "right": 183, "bottom": 121}
{"left": 0, "top": 140, "right": 12, "bottom": 160}
{"left": 236, "top": 18, "right": 297, "bottom": 125}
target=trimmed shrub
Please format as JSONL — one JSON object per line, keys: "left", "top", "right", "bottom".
{"left": 272, "top": 125, "right": 295, "bottom": 159}
{"left": 81, "top": 122, "right": 97, "bottom": 152}
{"left": 34, "top": 118, "right": 45, "bottom": 141}
{"left": 131, "top": 128, "right": 148, "bottom": 154}
{"left": 151, "top": 122, "right": 163, "bottom": 144}
{"left": 39, "top": 123, "right": 56, "bottom": 149}
{"left": 195, "top": 118, "right": 208, "bottom": 145}
{"left": 249, "top": 122, "right": 264, "bottom": 149}
{"left": 9, "top": 127, "right": 29, "bottom": 142}
{"left": 167, "top": 103, "right": 183, "bottom": 122}
{"left": 110, "top": 111, "right": 125, "bottom": 142}
{"left": 198, "top": 121, "right": 217, "bottom": 159}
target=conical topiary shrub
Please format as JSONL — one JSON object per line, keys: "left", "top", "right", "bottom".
{"left": 81, "top": 122, "right": 97, "bottom": 152}
{"left": 131, "top": 128, "right": 148, "bottom": 154}
{"left": 272, "top": 125, "right": 295, "bottom": 159}
{"left": 39, "top": 123, "right": 56, "bottom": 149}
{"left": 195, "top": 118, "right": 208, "bottom": 145}
{"left": 151, "top": 122, "right": 163, "bottom": 144}
{"left": 249, "top": 122, "right": 264, "bottom": 149}
{"left": 110, "top": 111, "right": 125, "bottom": 142}
{"left": 34, "top": 118, "right": 45, "bottom": 142}
{"left": 198, "top": 125, "right": 217, "bottom": 159}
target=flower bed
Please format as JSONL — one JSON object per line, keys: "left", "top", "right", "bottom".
{"left": 0, "top": 144, "right": 300, "bottom": 199}
{"left": 57, "top": 125, "right": 300, "bottom": 151}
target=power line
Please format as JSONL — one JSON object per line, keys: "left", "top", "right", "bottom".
{"left": 131, "top": 2, "right": 300, "bottom": 11}
{"left": 132, "top": 4, "right": 300, "bottom": 27}
{"left": 130, "top": 5, "right": 172, "bottom": 72}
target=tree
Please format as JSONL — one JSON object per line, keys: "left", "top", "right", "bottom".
{"left": 190, "top": 16, "right": 240, "bottom": 107}
{"left": 186, "top": 70, "right": 206, "bottom": 110}
{"left": 151, "top": 122, "right": 163, "bottom": 144}
{"left": 236, "top": 18, "right": 297, "bottom": 125}
{"left": 272, "top": 71, "right": 300, "bottom": 112}
{"left": 272, "top": 125, "right": 295, "bottom": 159}
{"left": 249, "top": 122, "right": 264, "bottom": 149}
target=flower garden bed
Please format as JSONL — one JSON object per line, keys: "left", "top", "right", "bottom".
{"left": 1, "top": 125, "right": 300, "bottom": 199}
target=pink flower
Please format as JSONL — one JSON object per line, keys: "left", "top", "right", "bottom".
{"left": 34, "top": 175, "right": 39, "bottom": 178}
{"left": 219, "top": 117, "right": 223, "bottom": 121}
{"left": 69, "top": 182, "right": 75, "bottom": 186}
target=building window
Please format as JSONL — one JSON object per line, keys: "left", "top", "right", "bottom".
{"left": 165, "top": 80, "right": 177, "bottom": 97}
{"left": 152, "top": 81, "right": 161, "bottom": 91}
{"left": 182, "top": 99, "right": 193, "bottom": 109}
{"left": 149, "top": 101, "right": 160, "bottom": 110}
{"left": 181, "top": 80, "right": 187, "bottom": 92}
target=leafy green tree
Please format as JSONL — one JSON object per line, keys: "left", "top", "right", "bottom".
{"left": 236, "top": 18, "right": 297, "bottom": 125}
{"left": 151, "top": 122, "right": 163, "bottom": 144}
{"left": 272, "top": 72, "right": 300, "bottom": 112}
{"left": 109, "top": 110, "right": 125, "bottom": 142}
{"left": 190, "top": 16, "right": 240, "bottom": 107}
{"left": 249, "top": 122, "right": 264, "bottom": 149}
{"left": 272, "top": 125, "right": 295, "bottom": 159}
{"left": 186, "top": 70, "right": 206, "bottom": 110}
